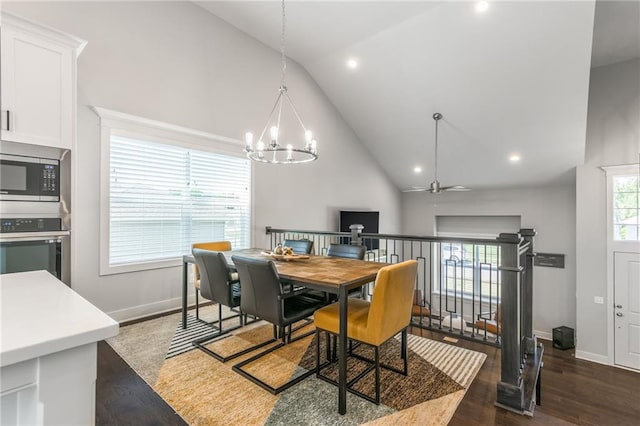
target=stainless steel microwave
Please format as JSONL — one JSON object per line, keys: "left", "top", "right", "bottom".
{"left": 0, "top": 154, "right": 60, "bottom": 201}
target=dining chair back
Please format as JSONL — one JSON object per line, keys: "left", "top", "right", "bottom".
{"left": 282, "top": 239, "right": 314, "bottom": 254}
{"left": 326, "top": 243, "right": 365, "bottom": 260}
{"left": 193, "top": 249, "right": 238, "bottom": 307}
{"left": 191, "top": 241, "right": 233, "bottom": 320}
{"left": 326, "top": 243, "right": 367, "bottom": 299}
{"left": 366, "top": 260, "right": 418, "bottom": 345}
{"left": 233, "top": 256, "right": 283, "bottom": 325}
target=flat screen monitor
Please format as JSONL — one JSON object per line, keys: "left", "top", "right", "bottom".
{"left": 339, "top": 211, "right": 379, "bottom": 250}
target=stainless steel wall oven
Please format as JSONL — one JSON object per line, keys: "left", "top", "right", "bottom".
{"left": 0, "top": 218, "right": 68, "bottom": 282}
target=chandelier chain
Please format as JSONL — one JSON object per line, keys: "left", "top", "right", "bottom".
{"left": 434, "top": 115, "right": 439, "bottom": 181}
{"left": 280, "top": 0, "right": 287, "bottom": 88}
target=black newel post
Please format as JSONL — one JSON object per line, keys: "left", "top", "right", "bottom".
{"left": 496, "top": 230, "right": 543, "bottom": 415}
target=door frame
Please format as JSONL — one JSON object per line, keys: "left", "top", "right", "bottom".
{"left": 603, "top": 164, "right": 640, "bottom": 368}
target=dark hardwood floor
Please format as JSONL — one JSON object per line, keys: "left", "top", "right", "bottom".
{"left": 96, "top": 326, "right": 640, "bottom": 425}
{"left": 96, "top": 341, "right": 187, "bottom": 426}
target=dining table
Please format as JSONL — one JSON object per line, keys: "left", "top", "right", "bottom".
{"left": 182, "top": 247, "right": 388, "bottom": 415}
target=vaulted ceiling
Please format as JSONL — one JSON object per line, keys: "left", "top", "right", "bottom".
{"left": 197, "top": 1, "right": 639, "bottom": 191}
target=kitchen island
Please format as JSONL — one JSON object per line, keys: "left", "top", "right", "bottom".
{"left": 0, "top": 270, "right": 119, "bottom": 425}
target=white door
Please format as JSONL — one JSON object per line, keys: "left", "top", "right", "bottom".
{"left": 614, "top": 251, "right": 640, "bottom": 370}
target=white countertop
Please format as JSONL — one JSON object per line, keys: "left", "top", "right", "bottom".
{"left": 0, "top": 270, "right": 119, "bottom": 367}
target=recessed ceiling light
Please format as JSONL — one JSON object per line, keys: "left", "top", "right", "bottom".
{"left": 347, "top": 58, "right": 358, "bottom": 69}
{"left": 509, "top": 154, "right": 521, "bottom": 163}
{"left": 475, "top": 1, "right": 489, "bottom": 13}
{"left": 414, "top": 166, "right": 422, "bottom": 173}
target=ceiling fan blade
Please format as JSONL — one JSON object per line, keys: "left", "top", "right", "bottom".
{"left": 402, "top": 187, "right": 429, "bottom": 192}
{"left": 441, "top": 185, "right": 471, "bottom": 192}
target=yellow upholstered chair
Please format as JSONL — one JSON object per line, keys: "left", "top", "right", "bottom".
{"left": 192, "top": 241, "right": 232, "bottom": 320}
{"left": 313, "top": 259, "right": 418, "bottom": 404}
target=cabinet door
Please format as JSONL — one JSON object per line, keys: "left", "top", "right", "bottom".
{"left": 1, "top": 25, "right": 73, "bottom": 149}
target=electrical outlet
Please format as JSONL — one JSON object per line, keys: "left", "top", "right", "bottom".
{"left": 594, "top": 296, "right": 604, "bottom": 304}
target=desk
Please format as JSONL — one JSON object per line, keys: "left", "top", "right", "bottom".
{"left": 182, "top": 248, "right": 387, "bottom": 415}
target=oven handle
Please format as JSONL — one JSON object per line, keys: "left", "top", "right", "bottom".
{"left": 0, "top": 230, "right": 70, "bottom": 241}
{"left": 0, "top": 236, "right": 63, "bottom": 243}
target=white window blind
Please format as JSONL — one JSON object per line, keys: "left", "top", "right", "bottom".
{"left": 109, "top": 135, "right": 251, "bottom": 266}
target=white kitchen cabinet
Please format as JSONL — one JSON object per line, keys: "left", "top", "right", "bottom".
{"left": 0, "top": 13, "right": 86, "bottom": 150}
{"left": 1, "top": 271, "right": 119, "bottom": 425}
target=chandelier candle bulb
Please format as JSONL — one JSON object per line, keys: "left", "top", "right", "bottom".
{"left": 270, "top": 126, "right": 279, "bottom": 143}
{"left": 245, "top": 132, "right": 253, "bottom": 151}
{"left": 287, "top": 144, "right": 293, "bottom": 161}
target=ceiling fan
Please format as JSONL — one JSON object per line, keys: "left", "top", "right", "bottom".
{"left": 403, "top": 112, "right": 470, "bottom": 194}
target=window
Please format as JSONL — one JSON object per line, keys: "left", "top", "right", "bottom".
{"left": 435, "top": 215, "right": 521, "bottom": 300}
{"left": 438, "top": 241, "right": 501, "bottom": 300}
{"left": 613, "top": 174, "right": 639, "bottom": 241}
{"left": 95, "top": 107, "right": 251, "bottom": 274}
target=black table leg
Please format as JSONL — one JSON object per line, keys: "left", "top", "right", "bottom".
{"left": 182, "top": 259, "right": 188, "bottom": 329}
{"left": 338, "top": 286, "right": 348, "bottom": 415}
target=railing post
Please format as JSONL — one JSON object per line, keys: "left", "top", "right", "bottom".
{"left": 520, "top": 228, "right": 537, "bottom": 354}
{"left": 496, "top": 232, "right": 524, "bottom": 411}
{"left": 350, "top": 224, "right": 364, "bottom": 246}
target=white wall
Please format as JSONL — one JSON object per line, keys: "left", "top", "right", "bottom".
{"left": 4, "top": 1, "right": 401, "bottom": 321}
{"left": 576, "top": 58, "right": 640, "bottom": 363}
{"left": 402, "top": 185, "right": 577, "bottom": 339}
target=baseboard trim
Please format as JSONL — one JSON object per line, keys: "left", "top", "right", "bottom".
{"left": 575, "top": 350, "right": 611, "bottom": 366}
{"left": 534, "top": 330, "right": 552, "bottom": 341}
{"left": 107, "top": 295, "right": 196, "bottom": 323}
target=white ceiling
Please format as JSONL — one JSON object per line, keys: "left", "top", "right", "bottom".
{"left": 197, "top": 1, "right": 635, "bottom": 191}
{"left": 591, "top": 0, "right": 640, "bottom": 68}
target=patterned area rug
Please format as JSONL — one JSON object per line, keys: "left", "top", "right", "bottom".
{"left": 108, "top": 306, "right": 486, "bottom": 425}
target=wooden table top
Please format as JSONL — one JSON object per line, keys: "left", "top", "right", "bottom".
{"left": 192, "top": 248, "right": 389, "bottom": 292}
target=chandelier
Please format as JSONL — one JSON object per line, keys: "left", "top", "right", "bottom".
{"left": 244, "top": 0, "right": 318, "bottom": 164}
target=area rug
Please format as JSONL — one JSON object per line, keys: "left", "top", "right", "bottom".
{"left": 107, "top": 306, "right": 486, "bottom": 425}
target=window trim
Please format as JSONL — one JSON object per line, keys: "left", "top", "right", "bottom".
{"left": 93, "top": 106, "right": 254, "bottom": 276}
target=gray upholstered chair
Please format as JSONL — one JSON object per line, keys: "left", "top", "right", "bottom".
{"left": 191, "top": 248, "right": 244, "bottom": 361}
{"left": 326, "top": 243, "right": 365, "bottom": 259}
{"left": 327, "top": 243, "right": 367, "bottom": 298}
{"left": 230, "top": 255, "right": 326, "bottom": 394}
{"left": 191, "top": 241, "right": 233, "bottom": 321}
{"left": 282, "top": 238, "right": 314, "bottom": 254}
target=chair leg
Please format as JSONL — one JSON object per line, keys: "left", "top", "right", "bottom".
{"left": 375, "top": 346, "right": 380, "bottom": 405}
{"left": 402, "top": 329, "right": 408, "bottom": 375}
{"left": 218, "top": 304, "right": 223, "bottom": 332}
{"left": 315, "top": 329, "right": 321, "bottom": 376}
{"left": 325, "top": 332, "right": 331, "bottom": 363}
{"left": 195, "top": 289, "right": 200, "bottom": 319}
